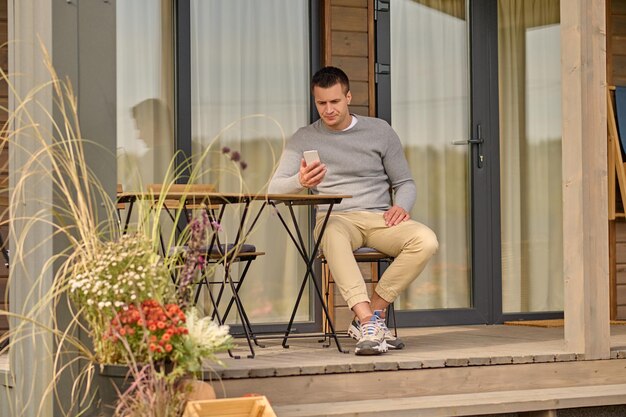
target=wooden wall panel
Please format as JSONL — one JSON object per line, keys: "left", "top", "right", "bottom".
{"left": 331, "top": 0, "right": 367, "bottom": 7}
{"left": 350, "top": 81, "right": 369, "bottom": 106}
{"left": 349, "top": 105, "right": 368, "bottom": 116}
{"left": 609, "top": 0, "right": 626, "bottom": 85}
{"left": 610, "top": 0, "right": 626, "bottom": 318}
{"left": 330, "top": 56, "right": 369, "bottom": 81}
{"left": 331, "top": 31, "right": 368, "bottom": 56}
{"left": 613, "top": 37, "right": 626, "bottom": 56}
{"left": 323, "top": 0, "right": 374, "bottom": 116}
{"left": 330, "top": 7, "right": 367, "bottom": 32}
{"left": 615, "top": 221, "right": 626, "bottom": 318}
{"left": 612, "top": 15, "right": 626, "bottom": 35}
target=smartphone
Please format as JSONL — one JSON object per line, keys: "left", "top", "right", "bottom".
{"left": 303, "top": 150, "right": 321, "bottom": 165}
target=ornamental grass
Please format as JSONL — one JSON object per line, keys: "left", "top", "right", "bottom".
{"left": 0, "top": 44, "right": 282, "bottom": 417}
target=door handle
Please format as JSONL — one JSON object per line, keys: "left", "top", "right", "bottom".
{"left": 451, "top": 124, "right": 484, "bottom": 168}
{"left": 452, "top": 138, "right": 484, "bottom": 145}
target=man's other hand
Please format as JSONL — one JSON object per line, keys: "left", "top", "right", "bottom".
{"left": 383, "top": 205, "right": 410, "bottom": 227}
{"left": 299, "top": 159, "right": 326, "bottom": 189}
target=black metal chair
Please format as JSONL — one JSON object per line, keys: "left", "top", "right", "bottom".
{"left": 152, "top": 184, "right": 264, "bottom": 359}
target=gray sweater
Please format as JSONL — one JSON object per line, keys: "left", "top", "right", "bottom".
{"left": 268, "top": 116, "right": 416, "bottom": 213}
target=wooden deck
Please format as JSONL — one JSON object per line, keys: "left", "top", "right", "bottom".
{"left": 210, "top": 324, "right": 626, "bottom": 379}
{"left": 205, "top": 324, "right": 626, "bottom": 415}
{"left": 4, "top": 324, "right": 626, "bottom": 415}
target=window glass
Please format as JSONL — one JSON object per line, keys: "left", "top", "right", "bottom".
{"left": 391, "top": 0, "right": 471, "bottom": 310}
{"left": 190, "top": 0, "right": 310, "bottom": 323}
{"left": 498, "top": 0, "right": 563, "bottom": 313}
{"left": 116, "top": 0, "right": 174, "bottom": 191}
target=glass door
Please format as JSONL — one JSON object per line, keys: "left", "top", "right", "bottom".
{"left": 390, "top": 0, "right": 472, "bottom": 314}
{"left": 379, "top": 0, "right": 499, "bottom": 325}
{"left": 380, "top": 0, "right": 563, "bottom": 325}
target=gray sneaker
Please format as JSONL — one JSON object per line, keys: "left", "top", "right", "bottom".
{"left": 354, "top": 315, "right": 388, "bottom": 355}
{"left": 348, "top": 311, "right": 405, "bottom": 350}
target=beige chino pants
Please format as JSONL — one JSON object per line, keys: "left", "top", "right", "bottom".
{"left": 315, "top": 211, "right": 438, "bottom": 309}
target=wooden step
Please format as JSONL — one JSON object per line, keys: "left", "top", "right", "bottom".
{"left": 273, "top": 383, "right": 626, "bottom": 417}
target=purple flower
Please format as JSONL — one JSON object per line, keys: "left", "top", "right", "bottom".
{"left": 240, "top": 161, "right": 248, "bottom": 170}
{"left": 176, "top": 211, "right": 212, "bottom": 307}
{"left": 211, "top": 220, "right": 222, "bottom": 231}
{"left": 222, "top": 146, "right": 231, "bottom": 154}
{"left": 230, "top": 151, "right": 241, "bottom": 162}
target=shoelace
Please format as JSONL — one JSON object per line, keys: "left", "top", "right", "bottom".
{"left": 374, "top": 316, "right": 389, "bottom": 331}
{"left": 361, "top": 320, "right": 378, "bottom": 336}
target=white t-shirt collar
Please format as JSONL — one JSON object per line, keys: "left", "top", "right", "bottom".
{"left": 343, "top": 114, "right": 358, "bottom": 131}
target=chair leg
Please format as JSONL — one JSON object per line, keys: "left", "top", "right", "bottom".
{"left": 319, "top": 259, "right": 332, "bottom": 345}
{"left": 377, "top": 258, "right": 398, "bottom": 336}
{"left": 386, "top": 302, "right": 398, "bottom": 337}
{"left": 221, "top": 259, "right": 264, "bottom": 348}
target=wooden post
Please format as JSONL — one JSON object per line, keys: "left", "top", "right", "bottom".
{"left": 561, "top": 0, "right": 610, "bottom": 358}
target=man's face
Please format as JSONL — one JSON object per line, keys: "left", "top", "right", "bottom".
{"left": 313, "top": 83, "right": 352, "bottom": 131}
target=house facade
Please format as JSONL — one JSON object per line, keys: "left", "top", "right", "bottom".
{"left": 0, "top": 0, "right": 619, "bottom": 416}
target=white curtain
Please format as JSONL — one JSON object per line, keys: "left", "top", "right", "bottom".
{"left": 190, "top": 0, "right": 310, "bottom": 323}
{"left": 116, "top": 0, "right": 174, "bottom": 192}
{"left": 391, "top": 0, "right": 471, "bottom": 309}
{"left": 498, "top": 0, "right": 562, "bottom": 313}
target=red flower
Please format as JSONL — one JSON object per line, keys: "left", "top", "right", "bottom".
{"left": 105, "top": 299, "right": 189, "bottom": 364}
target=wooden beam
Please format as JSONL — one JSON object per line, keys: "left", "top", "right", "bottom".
{"left": 561, "top": 0, "right": 610, "bottom": 358}
{"left": 323, "top": 0, "right": 332, "bottom": 66}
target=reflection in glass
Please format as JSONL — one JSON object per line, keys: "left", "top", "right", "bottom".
{"left": 190, "top": 0, "right": 310, "bottom": 323}
{"left": 116, "top": 0, "right": 174, "bottom": 191}
{"left": 391, "top": 0, "right": 471, "bottom": 310}
{"left": 498, "top": 0, "right": 562, "bottom": 313}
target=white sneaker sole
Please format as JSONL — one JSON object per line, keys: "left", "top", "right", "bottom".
{"left": 355, "top": 340, "right": 388, "bottom": 355}
{"left": 349, "top": 322, "right": 403, "bottom": 350}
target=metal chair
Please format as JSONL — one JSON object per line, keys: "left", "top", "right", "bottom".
{"left": 321, "top": 247, "right": 397, "bottom": 336}
{"left": 151, "top": 183, "right": 264, "bottom": 358}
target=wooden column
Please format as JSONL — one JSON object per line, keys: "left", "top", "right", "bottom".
{"left": 561, "top": 0, "right": 610, "bottom": 358}
{"left": 9, "top": 2, "right": 55, "bottom": 416}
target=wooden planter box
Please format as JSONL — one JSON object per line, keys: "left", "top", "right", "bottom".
{"left": 183, "top": 396, "right": 276, "bottom": 417}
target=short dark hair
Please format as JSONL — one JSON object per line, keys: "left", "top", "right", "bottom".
{"left": 311, "top": 66, "right": 350, "bottom": 94}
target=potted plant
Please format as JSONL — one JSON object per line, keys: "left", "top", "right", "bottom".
{"left": 0, "top": 49, "right": 251, "bottom": 417}
{"left": 68, "top": 224, "right": 233, "bottom": 416}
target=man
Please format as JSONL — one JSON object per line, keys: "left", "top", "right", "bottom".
{"left": 269, "top": 66, "right": 438, "bottom": 355}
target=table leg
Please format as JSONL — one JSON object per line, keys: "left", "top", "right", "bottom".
{"left": 272, "top": 202, "right": 346, "bottom": 353}
{"left": 202, "top": 200, "right": 267, "bottom": 358}
{"left": 122, "top": 200, "right": 134, "bottom": 234}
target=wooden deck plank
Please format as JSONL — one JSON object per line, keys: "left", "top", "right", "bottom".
{"left": 272, "top": 383, "right": 626, "bottom": 417}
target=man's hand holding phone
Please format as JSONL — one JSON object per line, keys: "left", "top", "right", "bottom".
{"left": 299, "top": 150, "right": 326, "bottom": 189}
